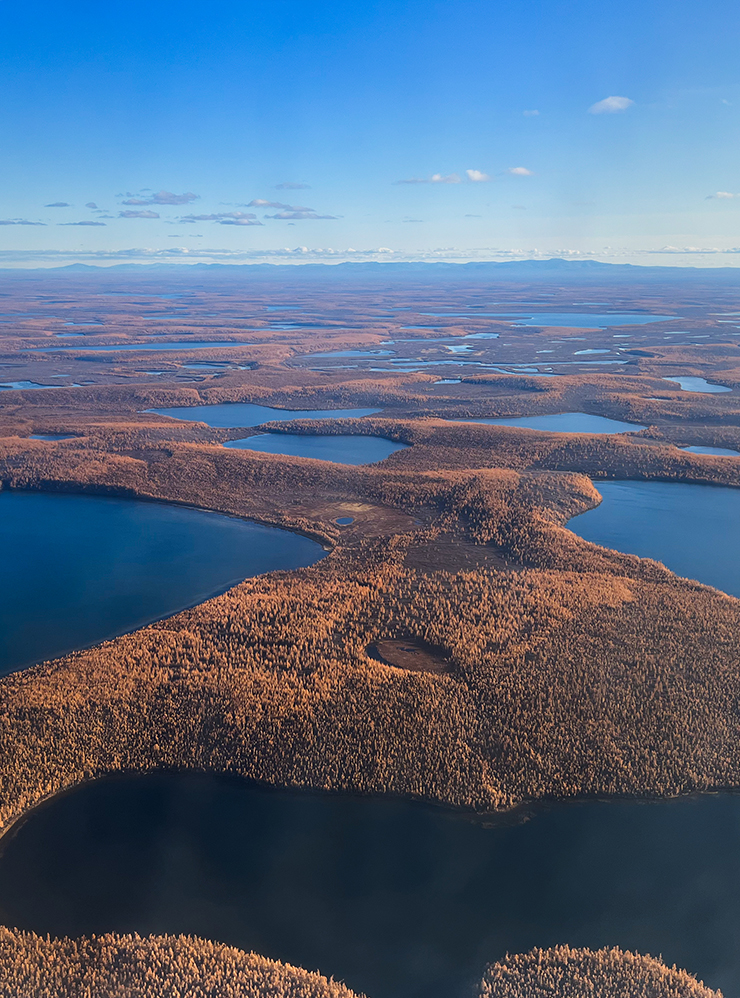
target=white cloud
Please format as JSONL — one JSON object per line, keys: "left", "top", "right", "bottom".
{"left": 706, "top": 192, "right": 739, "bottom": 199}
{"left": 523, "top": 109, "right": 540, "bottom": 116}
{"left": 0, "top": 218, "right": 46, "bottom": 226}
{"left": 589, "top": 96, "right": 635, "bottom": 114}
{"left": 466, "top": 169, "right": 491, "bottom": 182}
{"left": 508, "top": 167, "right": 534, "bottom": 176}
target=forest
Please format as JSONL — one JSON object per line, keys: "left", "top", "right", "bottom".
{"left": 2, "top": 273, "right": 740, "bottom": 995}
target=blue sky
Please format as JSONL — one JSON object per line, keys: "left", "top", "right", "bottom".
{"left": 1, "top": 0, "right": 738, "bottom": 266}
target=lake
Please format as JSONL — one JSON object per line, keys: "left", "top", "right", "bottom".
{"left": 224, "top": 433, "right": 407, "bottom": 465}
{"left": 663, "top": 377, "right": 732, "bottom": 394}
{"left": 681, "top": 445, "right": 740, "bottom": 457}
{"left": 149, "top": 402, "right": 381, "bottom": 427}
{"left": 492, "top": 312, "right": 679, "bottom": 328}
{"left": 569, "top": 481, "right": 740, "bottom": 597}
{"left": 453, "top": 412, "right": 645, "bottom": 434}
{"left": 3, "top": 773, "right": 740, "bottom": 998}
{"left": 0, "top": 491, "right": 324, "bottom": 674}
{"left": 34, "top": 341, "right": 253, "bottom": 353}
{"left": 0, "top": 381, "right": 57, "bottom": 390}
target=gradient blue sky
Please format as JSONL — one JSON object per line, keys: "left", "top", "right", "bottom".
{"left": 1, "top": 0, "right": 738, "bottom": 266}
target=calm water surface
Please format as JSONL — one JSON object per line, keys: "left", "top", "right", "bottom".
{"left": 3, "top": 774, "right": 740, "bottom": 998}
{"left": 493, "top": 312, "right": 679, "bottom": 327}
{"left": 225, "top": 433, "right": 407, "bottom": 465}
{"left": 681, "top": 445, "right": 740, "bottom": 457}
{"left": 664, "top": 377, "right": 732, "bottom": 394}
{"left": 454, "top": 412, "right": 645, "bottom": 434}
{"left": 569, "top": 481, "right": 740, "bottom": 597}
{"left": 149, "top": 402, "right": 381, "bottom": 427}
{"left": 0, "top": 492, "right": 323, "bottom": 673}
{"left": 35, "top": 341, "right": 252, "bottom": 353}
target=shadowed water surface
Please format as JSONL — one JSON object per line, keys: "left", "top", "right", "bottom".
{"left": 149, "top": 402, "right": 381, "bottom": 427}
{"left": 569, "top": 481, "right": 740, "bottom": 597}
{"left": 0, "top": 492, "right": 323, "bottom": 673}
{"left": 453, "top": 412, "right": 645, "bottom": 434}
{"left": 224, "top": 433, "right": 407, "bottom": 464}
{"left": 2, "top": 774, "right": 740, "bottom": 998}
{"left": 35, "top": 340, "right": 252, "bottom": 353}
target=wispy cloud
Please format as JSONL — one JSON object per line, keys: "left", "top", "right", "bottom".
{"left": 647, "top": 245, "right": 740, "bottom": 254}
{"left": 508, "top": 166, "right": 534, "bottom": 176}
{"left": 706, "top": 192, "right": 739, "bottom": 199}
{"left": 119, "top": 209, "right": 160, "bottom": 219}
{"left": 44, "top": 201, "right": 71, "bottom": 208}
{"left": 523, "top": 109, "right": 540, "bottom": 117}
{"left": 264, "top": 209, "right": 339, "bottom": 220}
{"left": 85, "top": 202, "right": 99, "bottom": 209}
{"left": 395, "top": 173, "right": 461, "bottom": 185}
{"left": 275, "top": 182, "right": 310, "bottom": 190}
{"left": 247, "top": 199, "right": 298, "bottom": 209}
{"left": 245, "top": 199, "right": 338, "bottom": 220}
{"left": 589, "top": 95, "right": 634, "bottom": 114}
{"left": 0, "top": 218, "right": 46, "bottom": 226}
{"left": 466, "top": 169, "right": 491, "bottom": 182}
{"left": 122, "top": 190, "right": 199, "bottom": 206}
{"left": 59, "top": 220, "right": 107, "bottom": 226}
{"left": 180, "top": 211, "right": 262, "bottom": 225}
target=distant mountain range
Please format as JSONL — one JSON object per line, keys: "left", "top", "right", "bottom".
{"left": 3, "top": 258, "right": 740, "bottom": 283}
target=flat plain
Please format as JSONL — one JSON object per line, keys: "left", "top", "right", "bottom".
{"left": 2, "top": 264, "right": 740, "bottom": 997}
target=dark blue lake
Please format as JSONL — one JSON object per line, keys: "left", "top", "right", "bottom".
{"left": 34, "top": 341, "right": 252, "bottom": 353}
{"left": 224, "top": 433, "right": 407, "bottom": 465}
{"left": 0, "top": 492, "right": 323, "bottom": 674}
{"left": 2, "top": 774, "right": 740, "bottom": 998}
{"left": 149, "top": 403, "right": 381, "bottom": 428}
{"left": 569, "top": 481, "right": 740, "bottom": 597}
{"left": 453, "top": 412, "right": 645, "bottom": 434}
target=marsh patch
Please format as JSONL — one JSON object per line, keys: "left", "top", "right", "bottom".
{"left": 366, "top": 638, "right": 451, "bottom": 673}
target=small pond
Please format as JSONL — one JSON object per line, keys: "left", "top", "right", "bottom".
{"left": 148, "top": 403, "right": 381, "bottom": 428}
{"left": 28, "top": 433, "right": 75, "bottom": 441}
{"left": 224, "top": 433, "right": 407, "bottom": 465}
{"left": 0, "top": 492, "right": 323, "bottom": 674}
{"left": 0, "top": 381, "right": 56, "bottom": 390}
{"left": 452, "top": 412, "right": 645, "bottom": 434}
{"left": 569, "top": 481, "right": 740, "bottom": 597}
{"left": 2, "top": 774, "right": 740, "bottom": 998}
